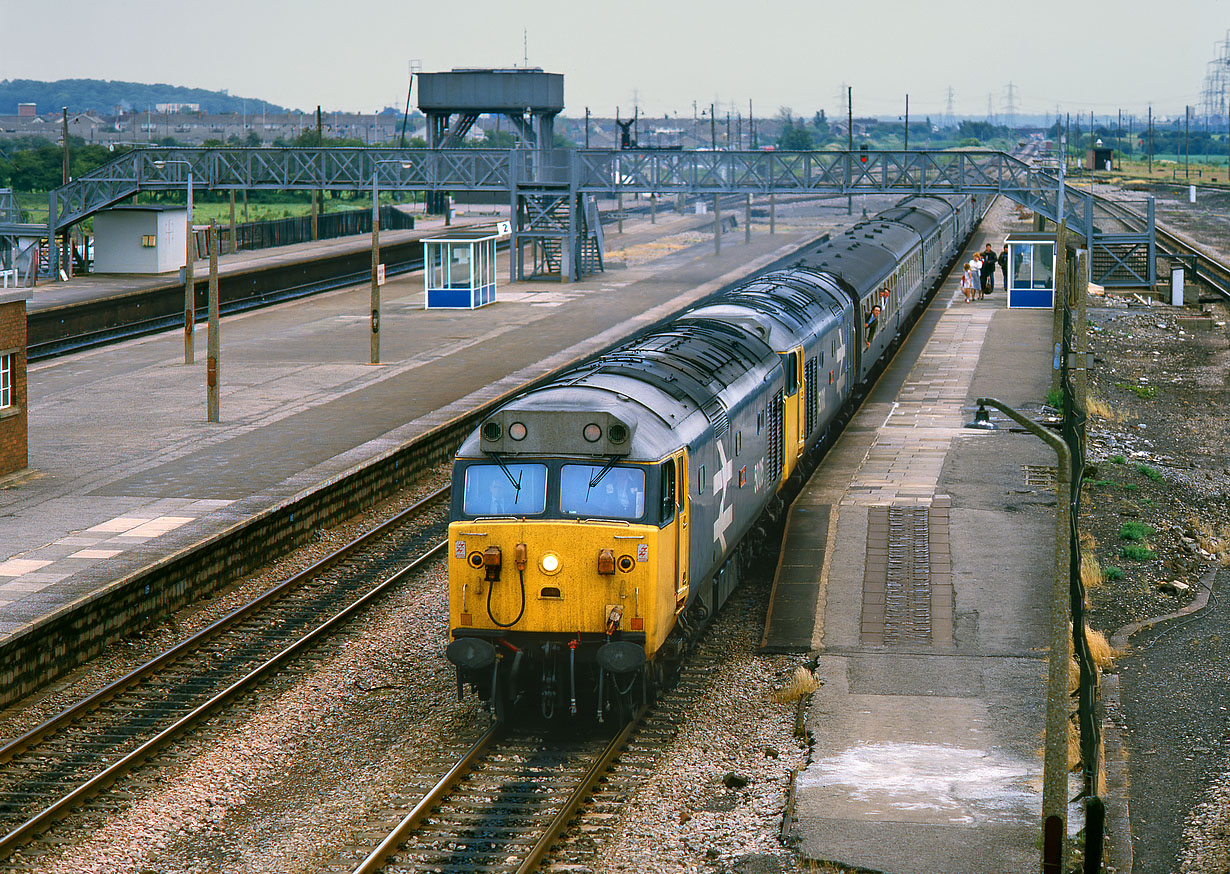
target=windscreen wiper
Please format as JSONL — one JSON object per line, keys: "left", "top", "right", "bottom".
{"left": 585, "top": 455, "right": 620, "bottom": 500}
{"left": 486, "top": 452, "right": 523, "bottom": 494}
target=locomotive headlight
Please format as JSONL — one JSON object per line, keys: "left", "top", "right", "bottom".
{"left": 509, "top": 421, "right": 527, "bottom": 441}
{"left": 583, "top": 423, "right": 602, "bottom": 442}
{"left": 540, "top": 552, "right": 561, "bottom": 575}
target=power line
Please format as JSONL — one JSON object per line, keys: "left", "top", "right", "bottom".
{"left": 1002, "top": 82, "right": 1020, "bottom": 129}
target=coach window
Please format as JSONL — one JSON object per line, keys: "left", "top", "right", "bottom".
{"left": 0, "top": 352, "right": 11, "bottom": 409}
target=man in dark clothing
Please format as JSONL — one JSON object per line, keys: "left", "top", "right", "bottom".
{"left": 980, "top": 243, "right": 997, "bottom": 295}
{"left": 998, "top": 245, "right": 1009, "bottom": 290}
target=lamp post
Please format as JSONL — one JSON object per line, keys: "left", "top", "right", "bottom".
{"left": 371, "top": 159, "right": 413, "bottom": 364}
{"left": 152, "top": 158, "right": 194, "bottom": 364}
{"left": 967, "top": 398, "right": 1071, "bottom": 874}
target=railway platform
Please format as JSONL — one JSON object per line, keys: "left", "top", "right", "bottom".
{"left": 24, "top": 215, "right": 442, "bottom": 313}
{"left": 0, "top": 199, "right": 859, "bottom": 698}
{"left": 764, "top": 199, "right": 1105, "bottom": 872}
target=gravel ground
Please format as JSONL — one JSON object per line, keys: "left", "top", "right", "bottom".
{"left": 590, "top": 581, "right": 815, "bottom": 874}
{"left": 20, "top": 196, "right": 1230, "bottom": 873}
{"left": 17, "top": 525, "right": 817, "bottom": 874}
{"left": 1078, "top": 253, "right": 1230, "bottom": 868}
{"left": 4, "top": 208, "right": 855, "bottom": 874}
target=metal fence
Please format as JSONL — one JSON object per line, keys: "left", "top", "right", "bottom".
{"left": 197, "top": 204, "right": 416, "bottom": 255}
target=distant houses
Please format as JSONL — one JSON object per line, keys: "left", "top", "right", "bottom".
{"left": 0, "top": 104, "right": 422, "bottom": 146}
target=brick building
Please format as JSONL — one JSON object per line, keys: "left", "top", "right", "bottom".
{"left": 0, "top": 290, "right": 30, "bottom": 478}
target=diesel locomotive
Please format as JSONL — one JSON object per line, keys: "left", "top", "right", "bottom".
{"left": 445, "top": 193, "right": 981, "bottom": 722}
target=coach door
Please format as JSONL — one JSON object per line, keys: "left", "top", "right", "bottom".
{"left": 673, "top": 451, "right": 690, "bottom": 611}
{"left": 780, "top": 348, "right": 804, "bottom": 479}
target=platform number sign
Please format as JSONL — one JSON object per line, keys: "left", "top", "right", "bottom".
{"left": 636, "top": 543, "right": 649, "bottom": 563}
{"left": 454, "top": 540, "right": 466, "bottom": 559}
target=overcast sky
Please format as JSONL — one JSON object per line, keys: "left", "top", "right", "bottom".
{"left": 1, "top": 0, "right": 1225, "bottom": 122}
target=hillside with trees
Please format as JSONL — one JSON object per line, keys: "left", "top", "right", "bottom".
{"left": 0, "top": 78, "right": 285, "bottom": 115}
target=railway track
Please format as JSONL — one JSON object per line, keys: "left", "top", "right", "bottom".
{"left": 335, "top": 637, "right": 728, "bottom": 874}
{"left": 0, "top": 485, "right": 451, "bottom": 867}
{"left": 1086, "top": 188, "right": 1230, "bottom": 301}
{"left": 27, "top": 252, "right": 432, "bottom": 362}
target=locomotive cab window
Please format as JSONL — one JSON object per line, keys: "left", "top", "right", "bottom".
{"left": 560, "top": 464, "right": 645, "bottom": 521}
{"left": 462, "top": 463, "right": 548, "bottom": 516}
{"left": 660, "top": 461, "right": 676, "bottom": 524}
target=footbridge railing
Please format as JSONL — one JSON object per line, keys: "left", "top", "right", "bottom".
{"left": 44, "top": 147, "right": 1155, "bottom": 286}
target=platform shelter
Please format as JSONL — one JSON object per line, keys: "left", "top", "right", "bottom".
{"left": 1005, "top": 232, "right": 1057, "bottom": 309}
{"left": 423, "top": 228, "right": 501, "bottom": 309}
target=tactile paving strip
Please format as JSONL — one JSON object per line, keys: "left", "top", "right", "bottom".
{"left": 860, "top": 501, "right": 953, "bottom": 647}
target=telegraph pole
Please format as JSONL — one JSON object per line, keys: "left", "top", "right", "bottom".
{"left": 904, "top": 93, "right": 909, "bottom": 152}
{"left": 1148, "top": 105, "right": 1153, "bottom": 175}
{"left": 847, "top": 87, "right": 853, "bottom": 215}
{"left": 709, "top": 103, "right": 716, "bottom": 149}
{"left": 61, "top": 107, "right": 71, "bottom": 278}
{"left": 207, "top": 221, "right": 220, "bottom": 423}
{"left": 1185, "top": 105, "right": 1191, "bottom": 179}
{"left": 1117, "top": 108, "right": 1122, "bottom": 169}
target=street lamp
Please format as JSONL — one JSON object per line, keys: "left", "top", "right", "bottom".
{"left": 370, "top": 158, "right": 413, "bottom": 364}
{"left": 152, "top": 158, "right": 195, "bottom": 364}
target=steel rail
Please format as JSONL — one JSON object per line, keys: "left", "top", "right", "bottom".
{"left": 350, "top": 709, "right": 644, "bottom": 874}
{"left": 1089, "top": 190, "right": 1230, "bottom": 300}
{"left": 0, "top": 537, "right": 449, "bottom": 859}
{"left": 27, "top": 255, "right": 428, "bottom": 361}
{"left": 513, "top": 708, "right": 645, "bottom": 874}
{"left": 0, "top": 484, "right": 448, "bottom": 767}
{"left": 350, "top": 724, "right": 503, "bottom": 874}
{"left": 0, "top": 500, "right": 449, "bottom": 861}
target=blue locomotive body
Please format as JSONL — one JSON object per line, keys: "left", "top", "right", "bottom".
{"left": 445, "top": 194, "right": 980, "bottom": 721}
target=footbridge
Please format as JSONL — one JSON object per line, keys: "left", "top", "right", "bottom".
{"left": 31, "top": 147, "right": 1155, "bottom": 286}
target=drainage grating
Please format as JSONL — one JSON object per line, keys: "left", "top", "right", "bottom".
{"left": 860, "top": 503, "right": 953, "bottom": 647}
{"left": 1022, "top": 464, "right": 1057, "bottom": 489}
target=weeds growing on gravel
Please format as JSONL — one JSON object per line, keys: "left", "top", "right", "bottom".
{"left": 1087, "top": 395, "right": 1123, "bottom": 422}
{"left": 772, "top": 666, "right": 819, "bottom": 703}
{"left": 1109, "top": 454, "right": 1126, "bottom": 464}
{"left": 1119, "top": 544, "right": 1156, "bottom": 561}
{"left": 1135, "top": 464, "right": 1163, "bottom": 482}
{"left": 1116, "top": 381, "right": 1158, "bottom": 399}
{"left": 1081, "top": 550, "right": 1104, "bottom": 589}
{"left": 1119, "top": 521, "right": 1155, "bottom": 541}
{"left": 1085, "top": 628, "right": 1116, "bottom": 668}
{"left": 1104, "top": 566, "right": 1124, "bottom": 581}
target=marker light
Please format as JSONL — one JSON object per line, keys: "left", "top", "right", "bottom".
{"left": 540, "top": 553, "right": 561, "bottom": 575}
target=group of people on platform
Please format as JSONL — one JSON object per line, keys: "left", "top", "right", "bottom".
{"left": 961, "top": 243, "right": 1009, "bottom": 303}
